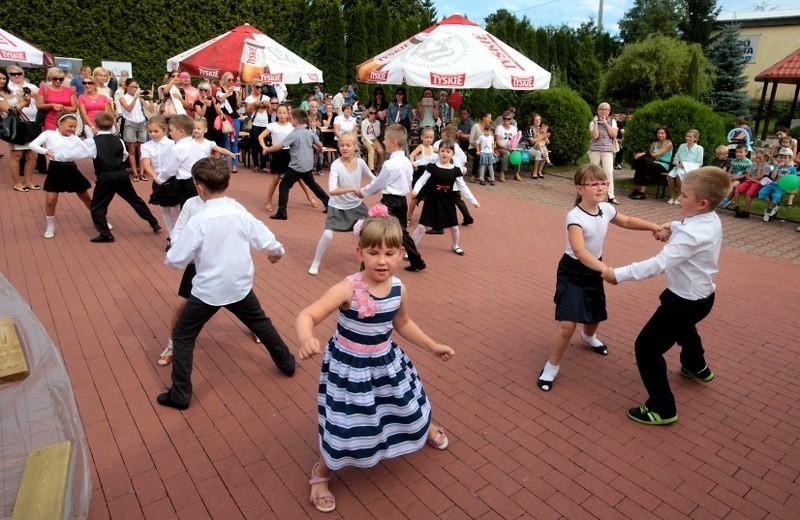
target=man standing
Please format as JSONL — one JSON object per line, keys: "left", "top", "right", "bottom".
{"left": 456, "top": 108, "right": 474, "bottom": 153}
{"left": 70, "top": 65, "right": 92, "bottom": 96}
{"left": 332, "top": 86, "right": 346, "bottom": 116}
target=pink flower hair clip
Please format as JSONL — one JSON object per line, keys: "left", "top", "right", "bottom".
{"left": 352, "top": 203, "right": 390, "bottom": 237}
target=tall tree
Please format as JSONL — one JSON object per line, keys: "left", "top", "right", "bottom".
{"left": 618, "top": 0, "right": 680, "bottom": 43}
{"left": 707, "top": 24, "right": 750, "bottom": 115}
{"left": 678, "top": 0, "right": 721, "bottom": 47}
{"left": 311, "top": 0, "right": 347, "bottom": 91}
{"left": 346, "top": 3, "right": 369, "bottom": 82}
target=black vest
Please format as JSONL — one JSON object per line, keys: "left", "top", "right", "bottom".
{"left": 93, "top": 134, "right": 126, "bottom": 176}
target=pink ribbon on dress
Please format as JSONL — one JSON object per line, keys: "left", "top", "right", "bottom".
{"left": 436, "top": 185, "right": 450, "bottom": 192}
{"left": 348, "top": 273, "right": 377, "bottom": 319}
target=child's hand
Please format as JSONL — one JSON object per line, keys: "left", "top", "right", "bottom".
{"left": 262, "top": 147, "right": 268, "bottom": 154}
{"left": 298, "top": 337, "right": 322, "bottom": 360}
{"left": 431, "top": 343, "right": 455, "bottom": 361}
{"left": 601, "top": 266, "right": 617, "bottom": 285}
{"left": 45, "top": 150, "right": 56, "bottom": 159}
{"left": 354, "top": 188, "right": 363, "bottom": 198}
{"left": 267, "top": 253, "right": 282, "bottom": 264}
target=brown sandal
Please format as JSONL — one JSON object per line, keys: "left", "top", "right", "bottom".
{"left": 309, "top": 463, "right": 335, "bottom": 513}
{"left": 157, "top": 346, "right": 173, "bottom": 366}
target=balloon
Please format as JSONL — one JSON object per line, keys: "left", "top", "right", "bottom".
{"left": 448, "top": 92, "right": 462, "bottom": 109}
{"left": 509, "top": 131, "right": 522, "bottom": 149}
{"left": 777, "top": 174, "right": 800, "bottom": 192}
{"left": 509, "top": 150, "right": 522, "bottom": 166}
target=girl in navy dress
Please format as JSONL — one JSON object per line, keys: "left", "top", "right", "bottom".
{"left": 537, "top": 164, "right": 663, "bottom": 392}
{"left": 296, "top": 204, "right": 455, "bottom": 513}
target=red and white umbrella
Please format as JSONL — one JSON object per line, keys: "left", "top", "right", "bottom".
{"left": 167, "top": 24, "right": 323, "bottom": 84}
{"left": 0, "top": 28, "right": 54, "bottom": 68}
{"left": 356, "top": 14, "right": 550, "bottom": 90}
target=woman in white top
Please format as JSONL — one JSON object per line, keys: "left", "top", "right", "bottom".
{"left": 92, "top": 67, "right": 113, "bottom": 102}
{"left": 333, "top": 103, "right": 357, "bottom": 141}
{"left": 1, "top": 68, "right": 40, "bottom": 191}
{"left": 119, "top": 78, "right": 155, "bottom": 181}
{"left": 360, "top": 109, "right": 384, "bottom": 171}
{"left": 245, "top": 81, "right": 271, "bottom": 172}
{"left": 495, "top": 111, "right": 521, "bottom": 182}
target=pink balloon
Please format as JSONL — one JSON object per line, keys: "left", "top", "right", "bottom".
{"left": 448, "top": 92, "right": 462, "bottom": 109}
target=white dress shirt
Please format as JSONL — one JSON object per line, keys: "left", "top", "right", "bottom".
{"left": 157, "top": 136, "right": 206, "bottom": 184}
{"left": 165, "top": 197, "right": 285, "bottom": 306}
{"left": 329, "top": 158, "right": 375, "bottom": 210}
{"left": 56, "top": 128, "right": 128, "bottom": 162}
{"left": 141, "top": 137, "right": 174, "bottom": 179}
{"left": 360, "top": 150, "right": 413, "bottom": 197}
{"left": 29, "top": 130, "right": 86, "bottom": 161}
{"left": 614, "top": 211, "right": 721, "bottom": 300}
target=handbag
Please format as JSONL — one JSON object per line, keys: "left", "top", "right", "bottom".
{"left": 1, "top": 109, "right": 41, "bottom": 145}
{"left": 0, "top": 112, "right": 18, "bottom": 143}
{"left": 215, "top": 113, "right": 234, "bottom": 134}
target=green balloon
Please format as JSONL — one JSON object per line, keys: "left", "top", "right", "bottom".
{"left": 509, "top": 150, "right": 522, "bottom": 166}
{"left": 777, "top": 174, "right": 800, "bottom": 192}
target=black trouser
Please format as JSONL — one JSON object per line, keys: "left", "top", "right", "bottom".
{"left": 276, "top": 167, "right": 330, "bottom": 216}
{"left": 635, "top": 289, "right": 715, "bottom": 416}
{"left": 251, "top": 125, "right": 267, "bottom": 169}
{"left": 453, "top": 192, "right": 472, "bottom": 223}
{"left": 632, "top": 154, "right": 669, "bottom": 186}
{"left": 381, "top": 194, "right": 425, "bottom": 269}
{"left": 90, "top": 170, "right": 159, "bottom": 236}
{"left": 168, "top": 290, "right": 296, "bottom": 405}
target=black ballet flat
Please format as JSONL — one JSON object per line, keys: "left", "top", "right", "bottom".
{"left": 537, "top": 369, "right": 554, "bottom": 392}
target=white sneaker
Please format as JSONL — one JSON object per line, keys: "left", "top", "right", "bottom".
{"left": 43, "top": 230, "right": 54, "bottom": 239}
{"left": 107, "top": 221, "right": 113, "bottom": 230}
{"left": 308, "top": 264, "right": 319, "bottom": 276}
{"left": 768, "top": 205, "right": 780, "bottom": 217}
{"left": 763, "top": 208, "right": 771, "bottom": 222}
{"left": 667, "top": 198, "right": 675, "bottom": 205}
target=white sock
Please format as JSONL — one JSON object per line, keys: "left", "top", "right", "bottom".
{"left": 449, "top": 226, "right": 460, "bottom": 249}
{"left": 311, "top": 230, "right": 333, "bottom": 268}
{"left": 45, "top": 215, "right": 55, "bottom": 234}
{"left": 161, "top": 206, "right": 179, "bottom": 235}
{"left": 541, "top": 361, "right": 559, "bottom": 381}
{"left": 168, "top": 338, "right": 173, "bottom": 350}
{"left": 581, "top": 332, "right": 604, "bottom": 348}
{"left": 412, "top": 224, "right": 425, "bottom": 245}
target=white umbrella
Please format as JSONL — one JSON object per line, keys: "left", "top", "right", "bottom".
{"left": 166, "top": 24, "right": 322, "bottom": 84}
{"left": 0, "top": 28, "right": 54, "bottom": 68}
{"left": 356, "top": 14, "right": 550, "bottom": 90}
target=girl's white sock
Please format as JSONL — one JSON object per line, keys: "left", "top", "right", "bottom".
{"left": 541, "top": 361, "right": 559, "bottom": 382}
{"left": 310, "top": 230, "right": 333, "bottom": 273}
{"left": 161, "top": 206, "right": 180, "bottom": 235}
{"left": 449, "top": 226, "right": 460, "bottom": 249}
{"left": 45, "top": 215, "right": 56, "bottom": 234}
{"left": 581, "top": 332, "right": 604, "bottom": 348}
{"left": 411, "top": 224, "right": 426, "bottom": 245}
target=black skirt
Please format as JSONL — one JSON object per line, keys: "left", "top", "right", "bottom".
{"left": 43, "top": 161, "right": 91, "bottom": 193}
{"left": 269, "top": 149, "right": 290, "bottom": 174}
{"left": 553, "top": 254, "right": 607, "bottom": 324}
{"left": 149, "top": 178, "right": 197, "bottom": 207}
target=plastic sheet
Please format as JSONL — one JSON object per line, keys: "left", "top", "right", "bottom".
{"left": 0, "top": 273, "right": 90, "bottom": 519}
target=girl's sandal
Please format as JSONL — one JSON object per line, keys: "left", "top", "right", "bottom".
{"left": 309, "top": 199, "right": 319, "bottom": 208}
{"left": 427, "top": 426, "right": 449, "bottom": 450}
{"left": 157, "top": 346, "right": 173, "bottom": 366}
{"left": 309, "top": 463, "right": 336, "bottom": 513}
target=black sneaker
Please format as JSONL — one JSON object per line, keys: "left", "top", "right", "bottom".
{"left": 733, "top": 210, "right": 750, "bottom": 219}
{"left": 680, "top": 365, "right": 714, "bottom": 382}
{"left": 90, "top": 234, "right": 115, "bottom": 243}
{"left": 627, "top": 404, "right": 677, "bottom": 425}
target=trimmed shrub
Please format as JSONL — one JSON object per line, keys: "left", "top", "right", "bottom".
{"left": 520, "top": 87, "right": 593, "bottom": 165}
{"left": 624, "top": 96, "right": 726, "bottom": 165}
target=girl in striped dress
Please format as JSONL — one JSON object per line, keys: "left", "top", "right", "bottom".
{"left": 296, "top": 204, "right": 455, "bottom": 513}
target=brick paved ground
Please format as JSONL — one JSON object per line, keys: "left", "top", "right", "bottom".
{"left": 1, "top": 152, "right": 799, "bottom": 519}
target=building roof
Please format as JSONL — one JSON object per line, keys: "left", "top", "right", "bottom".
{"left": 718, "top": 8, "right": 800, "bottom": 27}
{"left": 755, "top": 49, "right": 800, "bottom": 83}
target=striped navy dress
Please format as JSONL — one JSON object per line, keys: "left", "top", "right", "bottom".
{"left": 319, "top": 274, "right": 432, "bottom": 470}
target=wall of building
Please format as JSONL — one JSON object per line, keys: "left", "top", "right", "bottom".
{"left": 737, "top": 26, "right": 798, "bottom": 102}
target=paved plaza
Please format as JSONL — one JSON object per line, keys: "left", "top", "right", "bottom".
{"left": 1, "top": 156, "right": 799, "bottom": 519}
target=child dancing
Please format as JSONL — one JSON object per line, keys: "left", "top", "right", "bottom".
{"left": 537, "top": 164, "right": 663, "bottom": 392}
{"left": 296, "top": 204, "right": 455, "bottom": 513}
{"left": 28, "top": 113, "right": 93, "bottom": 239}
{"left": 308, "top": 132, "right": 375, "bottom": 275}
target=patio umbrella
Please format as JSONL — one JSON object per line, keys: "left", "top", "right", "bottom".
{"left": 166, "top": 23, "right": 323, "bottom": 84}
{"left": 356, "top": 14, "right": 550, "bottom": 90}
{"left": 0, "top": 28, "right": 54, "bottom": 68}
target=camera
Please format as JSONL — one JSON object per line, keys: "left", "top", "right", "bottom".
{"left": 141, "top": 90, "right": 151, "bottom": 96}
{"left": 22, "top": 87, "right": 31, "bottom": 95}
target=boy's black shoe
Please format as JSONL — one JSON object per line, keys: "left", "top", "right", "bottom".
{"left": 629, "top": 191, "right": 645, "bottom": 200}
{"left": 157, "top": 391, "right": 189, "bottom": 410}
{"left": 269, "top": 213, "right": 288, "bottom": 220}
{"left": 152, "top": 224, "right": 162, "bottom": 233}
{"left": 680, "top": 365, "right": 714, "bottom": 382}
{"left": 462, "top": 218, "right": 474, "bottom": 226}
{"left": 627, "top": 404, "right": 677, "bottom": 425}
{"left": 404, "top": 262, "right": 426, "bottom": 272}
{"left": 90, "top": 234, "right": 115, "bottom": 243}
{"left": 733, "top": 209, "right": 750, "bottom": 219}
{"left": 425, "top": 229, "right": 444, "bottom": 235}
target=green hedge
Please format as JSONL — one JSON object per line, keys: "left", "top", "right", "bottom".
{"left": 519, "top": 87, "right": 593, "bottom": 165}
{"left": 624, "top": 96, "right": 726, "bottom": 165}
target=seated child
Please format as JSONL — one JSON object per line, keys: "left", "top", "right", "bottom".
{"left": 733, "top": 150, "right": 771, "bottom": 218}
{"left": 758, "top": 147, "right": 797, "bottom": 222}
{"left": 532, "top": 123, "right": 552, "bottom": 165}
{"left": 709, "top": 145, "right": 731, "bottom": 173}
{"left": 721, "top": 144, "right": 751, "bottom": 208}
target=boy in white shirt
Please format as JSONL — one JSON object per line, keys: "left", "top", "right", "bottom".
{"left": 157, "top": 158, "right": 296, "bottom": 410}
{"left": 157, "top": 115, "right": 206, "bottom": 208}
{"left": 603, "top": 167, "right": 730, "bottom": 425}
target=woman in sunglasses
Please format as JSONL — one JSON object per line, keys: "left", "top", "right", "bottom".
{"left": 36, "top": 67, "right": 78, "bottom": 131}
{"left": 78, "top": 76, "right": 113, "bottom": 135}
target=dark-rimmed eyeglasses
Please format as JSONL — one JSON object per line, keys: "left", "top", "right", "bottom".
{"left": 9, "top": 72, "right": 23, "bottom": 77}
{"left": 503, "top": 117, "right": 511, "bottom": 121}
{"left": 583, "top": 181, "right": 610, "bottom": 188}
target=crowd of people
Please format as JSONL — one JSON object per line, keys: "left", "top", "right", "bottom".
{"left": 1, "top": 64, "right": 795, "bottom": 515}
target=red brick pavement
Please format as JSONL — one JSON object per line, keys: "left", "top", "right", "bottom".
{"left": 1, "top": 155, "right": 799, "bottom": 519}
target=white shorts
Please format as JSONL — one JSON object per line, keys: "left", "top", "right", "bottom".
{"left": 667, "top": 167, "right": 685, "bottom": 180}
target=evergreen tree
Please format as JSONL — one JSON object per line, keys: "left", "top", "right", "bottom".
{"left": 708, "top": 24, "right": 750, "bottom": 115}
{"left": 311, "top": 0, "right": 347, "bottom": 91}
{"left": 346, "top": 3, "right": 369, "bottom": 82}
{"left": 686, "top": 48, "right": 703, "bottom": 100}
{"left": 568, "top": 25, "right": 602, "bottom": 107}
{"left": 678, "top": 0, "right": 721, "bottom": 47}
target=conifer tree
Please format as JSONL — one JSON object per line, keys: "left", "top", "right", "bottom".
{"left": 708, "top": 24, "right": 750, "bottom": 115}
